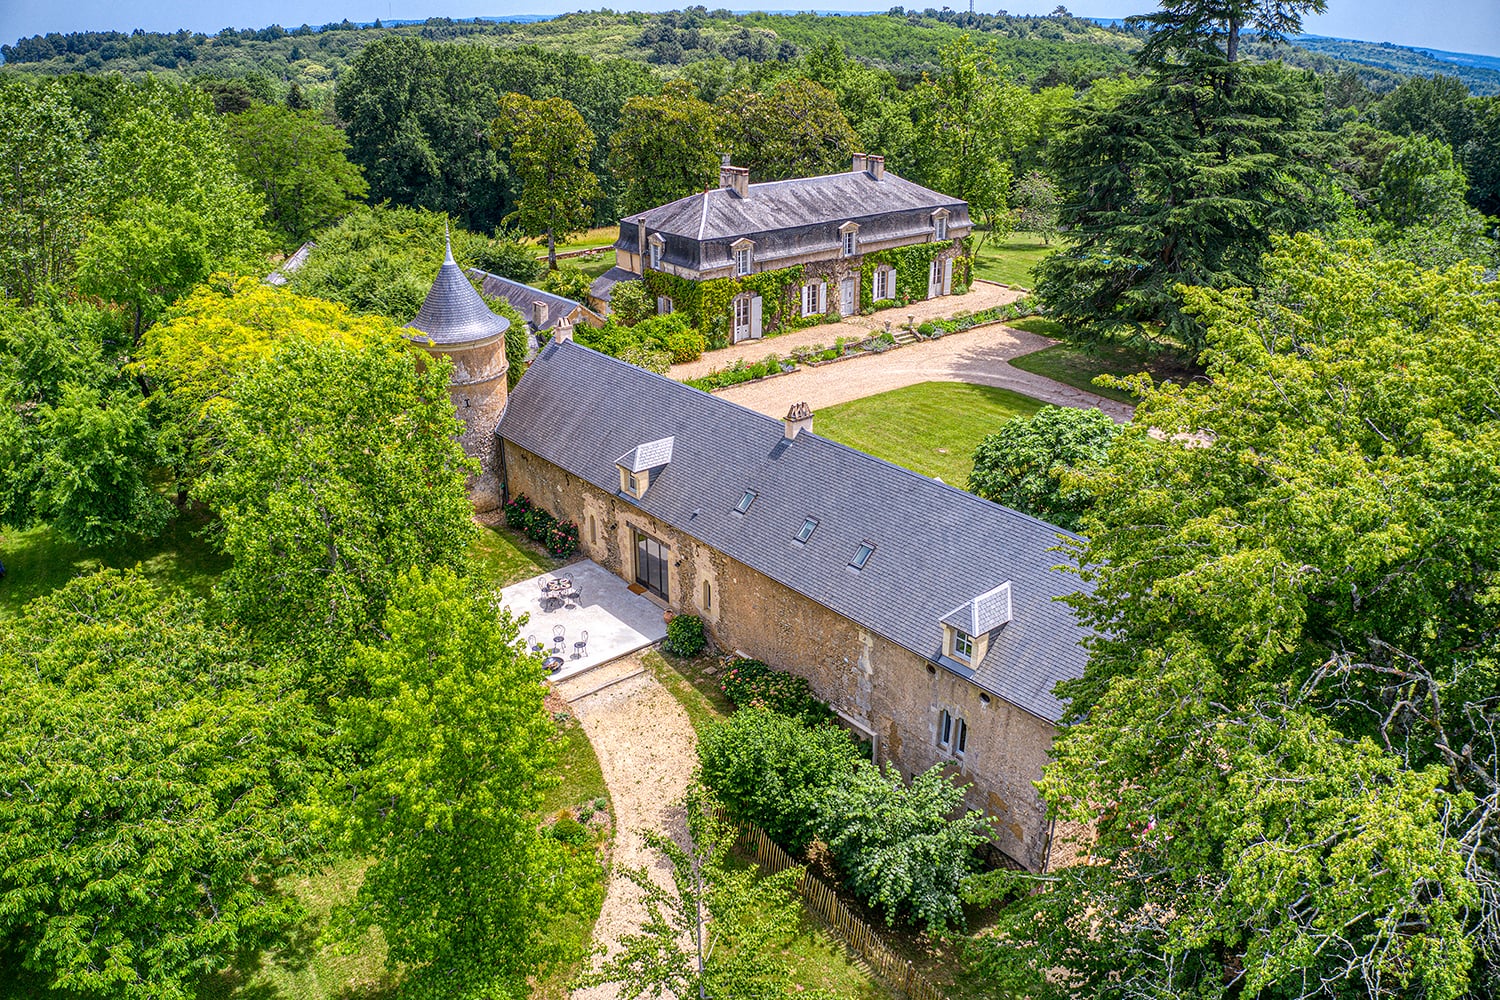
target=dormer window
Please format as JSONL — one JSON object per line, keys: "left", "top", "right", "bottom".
{"left": 953, "top": 631, "right": 973, "bottom": 660}
{"left": 934, "top": 210, "right": 949, "bottom": 241}
{"left": 735, "top": 490, "right": 756, "bottom": 514}
{"left": 849, "top": 541, "right": 875, "bottom": 570}
{"left": 795, "top": 517, "right": 817, "bottom": 543}
{"left": 734, "top": 246, "right": 752, "bottom": 276}
{"left": 648, "top": 232, "right": 665, "bottom": 269}
{"left": 840, "top": 221, "right": 860, "bottom": 257}
{"left": 616, "top": 436, "right": 674, "bottom": 500}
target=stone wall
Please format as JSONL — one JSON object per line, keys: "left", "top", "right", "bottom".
{"left": 501, "top": 440, "right": 1081, "bottom": 872}
{"left": 416, "top": 332, "right": 508, "bottom": 512}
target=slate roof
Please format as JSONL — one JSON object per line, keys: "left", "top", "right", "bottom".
{"left": 616, "top": 167, "right": 970, "bottom": 274}
{"left": 941, "top": 582, "right": 1013, "bottom": 636}
{"left": 497, "top": 341, "right": 1090, "bottom": 723}
{"left": 617, "top": 436, "right": 675, "bottom": 473}
{"left": 266, "top": 241, "right": 315, "bottom": 286}
{"left": 589, "top": 265, "right": 638, "bottom": 303}
{"left": 405, "top": 240, "right": 511, "bottom": 346}
{"left": 469, "top": 269, "right": 579, "bottom": 333}
{"left": 622, "top": 170, "right": 964, "bottom": 242}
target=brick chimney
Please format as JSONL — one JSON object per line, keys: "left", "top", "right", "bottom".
{"left": 866, "top": 154, "right": 885, "bottom": 180}
{"left": 852, "top": 153, "right": 868, "bottom": 173}
{"left": 783, "top": 401, "right": 813, "bottom": 439}
{"left": 553, "top": 315, "right": 574, "bottom": 343}
{"left": 719, "top": 153, "right": 749, "bottom": 198}
{"left": 532, "top": 299, "right": 548, "bottom": 328}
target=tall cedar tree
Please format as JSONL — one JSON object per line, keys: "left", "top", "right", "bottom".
{"left": 1034, "top": 62, "right": 1326, "bottom": 351}
{"left": 1129, "top": 0, "right": 1328, "bottom": 66}
{"left": 493, "top": 92, "right": 600, "bottom": 269}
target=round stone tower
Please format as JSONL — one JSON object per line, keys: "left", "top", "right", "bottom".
{"left": 405, "top": 234, "right": 510, "bottom": 512}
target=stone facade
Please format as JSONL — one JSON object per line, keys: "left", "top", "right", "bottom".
{"left": 502, "top": 439, "right": 1080, "bottom": 872}
{"left": 414, "top": 331, "right": 508, "bottom": 511}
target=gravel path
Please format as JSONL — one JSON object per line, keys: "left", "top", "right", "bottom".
{"left": 669, "top": 281, "right": 1027, "bottom": 381}
{"left": 554, "top": 653, "right": 696, "bottom": 1000}
{"left": 710, "top": 319, "right": 1135, "bottom": 423}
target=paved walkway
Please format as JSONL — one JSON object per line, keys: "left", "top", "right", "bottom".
{"left": 711, "top": 320, "right": 1136, "bottom": 423}
{"left": 555, "top": 653, "right": 696, "bottom": 1000}
{"left": 670, "top": 281, "right": 1026, "bottom": 381}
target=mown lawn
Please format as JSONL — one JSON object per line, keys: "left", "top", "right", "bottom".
{"left": 0, "top": 509, "right": 227, "bottom": 617}
{"left": 468, "top": 521, "right": 560, "bottom": 588}
{"left": 816, "top": 381, "right": 1047, "bottom": 487}
{"left": 970, "top": 236, "right": 1063, "bottom": 289}
{"left": 535, "top": 226, "right": 619, "bottom": 255}
{"left": 1007, "top": 317, "right": 1203, "bottom": 405}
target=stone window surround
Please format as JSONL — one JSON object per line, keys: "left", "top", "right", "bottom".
{"left": 932, "top": 208, "right": 950, "bottom": 241}
{"left": 839, "top": 220, "right": 860, "bottom": 257}
{"left": 647, "top": 232, "right": 665, "bottom": 269}
{"left": 731, "top": 237, "right": 754, "bottom": 276}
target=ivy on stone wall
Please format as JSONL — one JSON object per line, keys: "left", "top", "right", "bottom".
{"left": 642, "top": 264, "right": 831, "bottom": 348}
{"left": 638, "top": 237, "right": 970, "bottom": 348}
{"left": 859, "top": 238, "right": 970, "bottom": 312}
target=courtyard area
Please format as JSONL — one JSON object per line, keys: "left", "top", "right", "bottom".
{"left": 498, "top": 559, "right": 667, "bottom": 682}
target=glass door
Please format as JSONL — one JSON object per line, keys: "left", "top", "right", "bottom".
{"left": 635, "top": 530, "right": 668, "bottom": 599}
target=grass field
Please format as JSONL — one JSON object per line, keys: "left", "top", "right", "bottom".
{"left": 816, "top": 381, "right": 1048, "bottom": 487}
{"left": 970, "top": 236, "right": 1063, "bottom": 289}
{"left": 1007, "top": 317, "right": 1204, "bottom": 405}
{"left": 469, "top": 520, "right": 560, "bottom": 588}
{"left": 537, "top": 226, "right": 619, "bottom": 255}
{"left": 0, "top": 509, "right": 227, "bottom": 617}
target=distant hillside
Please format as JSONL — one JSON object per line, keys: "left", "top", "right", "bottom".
{"left": 1294, "top": 34, "right": 1500, "bottom": 95}
{"left": 0, "top": 10, "right": 1137, "bottom": 91}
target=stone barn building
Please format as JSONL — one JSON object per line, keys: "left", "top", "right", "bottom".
{"left": 496, "top": 336, "right": 1091, "bottom": 872}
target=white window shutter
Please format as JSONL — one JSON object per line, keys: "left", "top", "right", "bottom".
{"left": 750, "top": 295, "right": 763, "bottom": 338}
{"left": 942, "top": 258, "right": 953, "bottom": 295}
{"left": 818, "top": 280, "right": 826, "bottom": 313}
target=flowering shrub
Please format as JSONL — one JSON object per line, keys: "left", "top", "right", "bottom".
{"left": 503, "top": 493, "right": 578, "bottom": 558}
{"left": 545, "top": 519, "right": 579, "bottom": 558}
{"left": 720, "top": 658, "right": 832, "bottom": 725}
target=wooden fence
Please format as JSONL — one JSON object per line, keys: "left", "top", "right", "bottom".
{"left": 730, "top": 820, "right": 947, "bottom": 1000}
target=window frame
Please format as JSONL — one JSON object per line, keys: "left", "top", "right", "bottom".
{"left": 795, "top": 517, "right": 818, "bottom": 543}
{"left": 843, "top": 230, "right": 857, "bottom": 257}
{"left": 734, "top": 246, "right": 752, "bottom": 276}
{"left": 735, "top": 489, "right": 757, "bottom": 514}
{"left": 955, "top": 718, "right": 968, "bottom": 756}
{"left": 953, "top": 630, "right": 973, "bottom": 661}
{"left": 656, "top": 295, "right": 673, "bottom": 315}
{"left": 939, "top": 709, "right": 953, "bottom": 747}
{"left": 935, "top": 215, "right": 948, "bottom": 241}
{"left": 649, "top": 240, "right": 662, "bottom": 269}
{"left": 849, "top": 541, "right": 875, "bottom": 570}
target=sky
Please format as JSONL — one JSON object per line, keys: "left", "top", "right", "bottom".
{"left": 2, "top": 1, "right": 1498, "bottom": 59}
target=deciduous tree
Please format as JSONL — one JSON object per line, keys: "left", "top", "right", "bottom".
{"left": 494, "top": 92, "right": 600, "bottom": 270}
{"left": 322, "top": 566, "right": 597, "bottom": 996}
{"left": 0, "top": 569, "right": 319, "bottom": 999}
{"left": 975, "top": 234, "right": 1497, "bottom": 999}
{"left": 609, "top": 80, "right": 723, "bottom": 215}
{"left": 968, "top": 405, "right": 1119, "bottom": 530}
{"left": 224, "top": 103, "right": 369, "bottom": 244}
{"left": 717, "top": 77, "right": 860, "bottom": 182}
{"left": 197, "top": 337, "right": 476, "bottom": 698}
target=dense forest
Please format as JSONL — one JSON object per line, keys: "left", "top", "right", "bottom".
{"left": 2, "top": 2, "right": 1500, "bottom": 1000}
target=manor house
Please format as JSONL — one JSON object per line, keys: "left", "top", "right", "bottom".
{"left": 590, "top": 154, "right": 972, "bottom": 341}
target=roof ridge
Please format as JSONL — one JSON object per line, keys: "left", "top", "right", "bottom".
{"left": 548, "top": 341, "right": 1084, "bottom": 542}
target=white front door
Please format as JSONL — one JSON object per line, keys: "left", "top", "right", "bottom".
{"left": 840, "top": 276, "right": 857, "bottom": 316}
{"left": 733, "top": 295, "right": 752, "bottom": 342}
{"left": 749, "top": 294, "right": 763, "bottom": 339}
{"left": 928, "top": 259, "right": 941, "bottom": 298}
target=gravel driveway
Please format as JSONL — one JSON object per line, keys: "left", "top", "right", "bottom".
{"left": 710, "top": 320, "right": 1135, "bottom": 423}
{"left": 554, "top": 654, "right": 697, "bottom": 1000}
{"left": 670, "top": 281, "right": 1027, "bottom": 381}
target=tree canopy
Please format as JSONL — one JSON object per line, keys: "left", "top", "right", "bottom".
{"left": 0, "top": 569, "right": 318, "bottom": 999}
{"left": 223, "top": 103, "right": 369, "bottom": 245}
{"left": 975, "top": 234, "right": 1499, "bottom": 999}
{"left": 493, "top": 92, "right": 600, "bottom": 269}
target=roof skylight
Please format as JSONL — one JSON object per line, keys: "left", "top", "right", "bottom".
{"left": 850, "top": 542, "right": 875, "bottom": 570}
{"left": 795, "top": 517, "right": 818, "bottom": 543}
{"left": 735, "top": 490, "right": 757, "bottom": 514}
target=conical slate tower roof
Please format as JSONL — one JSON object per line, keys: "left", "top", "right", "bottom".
{"left": 405, "top": 233, "right": 511, "bottom": 346}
